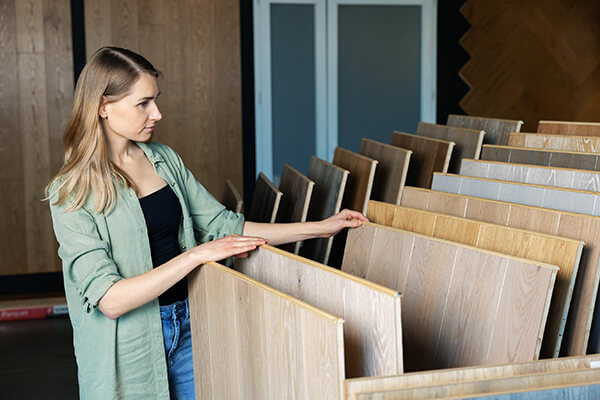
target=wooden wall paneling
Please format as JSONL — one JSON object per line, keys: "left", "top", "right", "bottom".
{"left": 234, "top": 245, "right": 403, "bottom": 378}
{"left": 188, "top": 262, "right": 345, "bottom": 399}
{"left": 481, "top": 145, "right": 600, "bottom": 171}
{"left": 344, "top": 354, "right": 600, "bottom": 400}
{"left": 538, "top": 121, "right": 600, "bottom": 136}
{"left": 276, "top": 164, "right": 314, "bottom": 254}
{"left": 400, "top": 186, "right": 600, "bottom": 356}
{"left": 416, "top": 122, "right": 485, "bottom": 173}
{"left": 300, "top": 156, "right": 349, "bottom": 264}
{"left": 342, "top": 223, "right": 558, "bottom": 371}
{"left": 360, "top": 139, "right": 412, "bottom": 204}
{"left": 222, "top": 179, "right": 243, "bottom": 214}
{"left": 247, "top": 172, "right": 282, "bottom": 223}
{"left": 447, "top": 114, "right": 523, "bottom": 146}
{"left": 367, "top": 200, "right": 584, "bottom": 358}
{"left": 333, "top": 147, "right": 377, "bottom": 215}
{"left": 390, "top": 131, "right": 454, "bottom": 189}
{"left": 509, "top": 132, "right": 600, "bottom": 154}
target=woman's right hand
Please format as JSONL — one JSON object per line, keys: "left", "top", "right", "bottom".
{"left": 189, "top": 235, "right": 267, "bottom": 265}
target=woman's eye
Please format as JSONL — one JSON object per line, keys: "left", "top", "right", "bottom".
{"left": 138, "top": 101, "right": 148, "bottom": 107}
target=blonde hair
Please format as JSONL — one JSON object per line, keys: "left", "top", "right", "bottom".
{"left": 46, "top": 47, "right": 159, "bottom": 213}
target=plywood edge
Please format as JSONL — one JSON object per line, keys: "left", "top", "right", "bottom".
{"left": 361, "top": 222, "right": 559, "bottom": 271}
{"left": 362, "top": 138, "right": 414, "bottom": 155}
{"left": 463, "top": 158, "right": 600, "bottom": 175}
{"left": 482, "top": 144, "right": 599, "bottom": 156}
{"left": 474, "top": 131, "right": 485, "bottom": 159}
{"left": 393, "top": 131, "right": 457, "bottom": 146}
{"left": 443, "top": 142, "right": 456, "bottom": 173}
{"left": 362, "top": 161, "right": 378, "bottom": 215}
{"left": 393, "top": 295, "right": 404, "bottom": 374}
{"left": 269, "top": 191, "right": 283, "bottom": 223}
{"left": 395, "top": 152, "right": 412, "bottom": 204}
{"left": 582, "top": 257, "right": 600, "bottom": 353}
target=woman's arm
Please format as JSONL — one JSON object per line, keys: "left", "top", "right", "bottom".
{"left": 243, "top": 209, "right": 368, "bottom": 246}
{"left": 98, "top": 235, "right": 266, "bottom": 319}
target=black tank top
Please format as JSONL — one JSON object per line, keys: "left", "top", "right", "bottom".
{"left": 138, "top": 184, "right": 187, "bottom": 305}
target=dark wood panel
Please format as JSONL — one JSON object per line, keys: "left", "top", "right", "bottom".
{"left": 248, "top": 173, "right": 281, "bottom": 224}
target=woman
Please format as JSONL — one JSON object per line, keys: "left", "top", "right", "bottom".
{"left": 47, "top": 46, "right": 366, "bottom": 400}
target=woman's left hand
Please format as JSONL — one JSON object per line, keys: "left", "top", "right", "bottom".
{"left": 318, "top": 209, "right": 369, "bottom": 238}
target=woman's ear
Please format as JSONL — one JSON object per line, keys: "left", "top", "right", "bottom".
{"left": 99, "top": 97, "right": 108, "bottom": 119}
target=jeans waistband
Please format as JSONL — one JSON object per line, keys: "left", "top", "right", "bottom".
{"left": 159, "top": 298, "right": 189, "bottom": 320}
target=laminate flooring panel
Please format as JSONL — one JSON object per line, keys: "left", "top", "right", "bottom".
{"left": 276, "top": 164, "right": 314, "bottom": 254}
{"left": 188, "top": 262, "right": 345, "bottom": 400}
{"left": 538, "top": 121, "right": 600, "bottom": 136}
{"left": 508, "top": 132, "right": 600, "bottom": 153}
{"left": 447, "top": 114, "right": 523, "bottom": 145}
{"left": 359, "top": 139, "right": 412, "bottom": 204}
{"left": 400, "top": 186, "right": 600, "bottom": 356}
{"left": 248, "top": 172, "right": 282, "bottom": 223}
{"left": 390, "top": 131, "right": 454, "bottom": 189}
{"left": 366, "top": 200, "right": 583, "bottom": 358}
{"left": 301, "top": 156, "right": 349, "bottom": 264}
{"left": 333, "top": 147, "right": 377, "bottom": 215}
{"left": 222, "top": 178, "right": 243, "bottom": 214}
{"left": 481, "top": 145, "right": 600, "bottom": 171}
{"left": 416, "top": 122, "right": 486, "bottom": 173}
{"left": 342, "top": 223, "right": 558, "bottom": 371}
{"left": 234, "top": 245, "right": 403, "bottom": 378}
{"left": 344, "top": 354, "right": 600, "bottom": 400}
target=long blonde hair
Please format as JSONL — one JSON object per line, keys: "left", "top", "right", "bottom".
{"left": 46, "top": 47, "right": 159, "bottom": 213}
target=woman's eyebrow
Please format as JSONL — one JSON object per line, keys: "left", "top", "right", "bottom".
{"left": 137, "top": 91, "right": 161, "bottom": 101}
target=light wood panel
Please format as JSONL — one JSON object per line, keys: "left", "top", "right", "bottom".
{"left": 247, "top": 172, "right": 281, "bottom": 223}
{"left": 188, "top": 262, "right": 345, "bottom": 399}
{"left": 360, "top": 138, "right": 411, "bottom": 204}
{"left": 447, "top": 114, "right": 523, "bottom": 145}
{"left": 84, "top": 0, "right": 243, "bottom": 200}
{"left": 345, "top": 354, "right": 600, "bottom": 400}
{"left": 300, "top": 156, "right": 348, "bottom": 264}
{"left": 222, "top": 179, "right": 243, "bottom": 214}
{"left": 416, "top": 122, "right": 485, "bottom": 173}
{"left": 481, "top": 145, "right": 600, "bottom": 171}
{"left": 509, "top": 132, "right": 600, "bottom": 154}
{"left": 538, "top": 121, "right": 600, "bottom": 136}
{"left": 342, "top": 223, "right": 558, "bottom": 371}
{"left": 400, "top": 186, "right": 600, "bottom": 356}
{"left": 367, "top": 200, "right": 583, "bottom": 358}
{"left": 390, "top": 131, "right": 454, "bottom": 189}
{"left": 333, "top": 147, "right": 377, "bottom": 215}
{"left": 234, "top": 245, "right": 403, "bottom": 378}
{"left": 0, "top": 0, "right": 73, "bottom": 276}
{"left": 276, "top": 164, "right": 314, "bottom": 254}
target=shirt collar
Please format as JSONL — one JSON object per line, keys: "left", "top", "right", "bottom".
{"left": 135, "top": 141, "right": 165, "bottom": 165}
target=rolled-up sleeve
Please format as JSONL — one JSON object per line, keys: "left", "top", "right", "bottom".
{"left": 50, "top": 199, "right": 123, "bottom": 314}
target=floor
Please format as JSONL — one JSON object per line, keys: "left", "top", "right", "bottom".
{"left": 0, "top": 316, "right": 78, "bottom": 399}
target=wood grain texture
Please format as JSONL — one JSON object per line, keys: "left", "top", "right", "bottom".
{"left": 188, "top": 262, "right": 345, "bottom": 400}
{"left": 248, "top": 172, "right": 282, "bottom": 223}
{"left": 301, "top": 156, "right": 348, "bottom": 264}
{"left": 222, "top": 178, "right": 243, "bottom": 214}
{"left": 360, "top": 139, "right": 412, "bottom": 205}
{"left": 367, "top": 200, "right": 583, "bottom": 358}
{"left": 343, "top": 223, "right": 558, "bottom": 371}
{"left": 391, "top": 131, "right": 454, "bottom": 189}
{"left": 400, "top": 186, "right": 600, "bottom": 357}
{"left": 538, "top": 121, "right": 600, "bottom": 136}
{"left": 509, "top": 132, "right": 600, "bottom": 154}
{"left": 234, "top": 245, "right": 403, "bottom": 378}
{"left": 333, "top": 147, "right": 377, "bottom": 215}
{"left": 481, "top": 145, "right": 600, "bottom": 171}
{"left": 344, "top": 354, "right": 600, "bottom": 400}
{"left": 416, "top": 122, "right": 485, "bottom": 173}
{"left": 447, "top": 114, "right": 523, "bottom": 145}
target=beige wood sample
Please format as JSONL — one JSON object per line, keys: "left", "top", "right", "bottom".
{"left": 344, "top": 354, "right": 600, "bottom": 400}
{"left": 188, "top": 262, "right": 345, "bottom": 400}
{"left": 222, "top": 179, "right": 243, "bottom": 214}
{"left": 416, "top": 122, "right": 486, "bottom": 173}
{"left": 301, "top": 156, "right": 349, "bottom": 264}
{"left": 359, "top": 139, "right": 412, "bottom": 204}
{"left": 447, "top": 114, "right": 523, "bottom": 145}
{"left": 400, "top": 186, "right": 600, "bottom": 356}
{"left": 481, "top": 144, "right": 600, "bottom": 171}
{"left": 342, "top": 223, "right": 558, "bottom": 371}
{"left": 367, "top": 200, "right": 584, "bottom": 358}
{"left": 391, "top": 131, "right": 454, "bottom": 189}
{"left": 248, "top": 172, "right": 282, "bottom": 223}
{"left": 276, "top": 164, "right": 314, "bottom": 254}
{"left": 509, "top": 132, "right": 600, "bottom": 153}
{"left": 234, "top": 245, "right": 403, "bottom": 378}
{"left": 333, "top": 147, "right": 378, "bottom": 215}
{"left": 538, "top": 120, "right": 600, "bottom": 136}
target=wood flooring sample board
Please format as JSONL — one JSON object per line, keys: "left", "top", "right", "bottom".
{"left": 367, "top": 200, "right": 583, "bottom": 358}
{"left": 188, "top": 262, "right": 345, "bottom": 400}
{"left": 333, "top": 147, "right": 377, "bottom": 215}
{"left": 342, "top": 223, "right": 557, "bottom": 371}
{"left": 447, "top": 114, "right": 523, "bottom": 146}
{"left": 400, "top": 186, "right": 600, "bottom": 356}
{"left": 481, "top": 145, "right": 600, "bottom": 171}
{"left": 235, "top": 245, "right": 403, "bottom": 378}
{"left": 248, "top": 172, "right": 282, "bottom": 223}
{"left": 222, "top": 179, "right": 243, "bottom": 214}
{"left": 509, "top": 132, "right": 600, "bottom": 153}
{"left": 360, "top": 139, "right": 411, "bottom": 204}
{"left": 538, "top": 120, "right": 600, "bottom": 136}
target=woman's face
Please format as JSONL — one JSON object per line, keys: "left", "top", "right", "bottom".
{"left": 100, "top": 73, "right": 162, "bottom": 143}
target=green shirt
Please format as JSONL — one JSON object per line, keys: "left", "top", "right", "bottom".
{"left": 49, "top": 142, "right": 245, "bottom": 399}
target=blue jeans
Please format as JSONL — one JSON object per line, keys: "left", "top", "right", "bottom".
{"left": 160, "top": 299, "right": 195, "bottom": 400}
